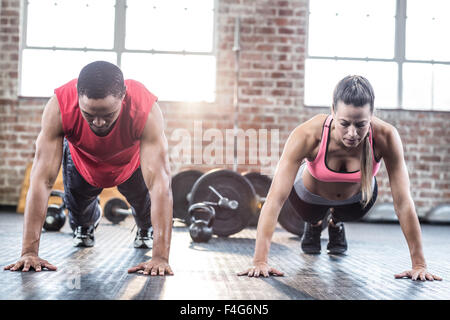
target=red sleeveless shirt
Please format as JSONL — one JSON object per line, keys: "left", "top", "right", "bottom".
{"left": 54, "top": 79, "right": 158, "bottom": 188}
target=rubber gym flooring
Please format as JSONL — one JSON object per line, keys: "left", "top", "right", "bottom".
{"left": 1, "top": 210, "right": 449, "bottom": 300}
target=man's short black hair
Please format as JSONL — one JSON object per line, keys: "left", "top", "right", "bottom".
{"left": 77, "top": 61, "right": 126, "bottom": 99}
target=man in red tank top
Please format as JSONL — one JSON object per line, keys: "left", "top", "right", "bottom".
{"left": 6, "top": 61, "right": 174, "bottom": 276}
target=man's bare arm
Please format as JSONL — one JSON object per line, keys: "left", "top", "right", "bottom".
{"left": 128, "top": 102, "right": 173, "bottom": 276}
{"left": 4, "top": 95, "right": 64, "bottom": 272}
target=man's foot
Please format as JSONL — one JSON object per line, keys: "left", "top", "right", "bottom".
{"left": 134, "top": 227, "right": 153, "bottom": 249}
{"left": 73, "top": 225, "right": 96, "bottom": 247}
{"left": 72, "top": 203, "right": 102, "bottom": 247}
{"left": 327, "top": 219, "right": 348, "bottom": 254}
{"left": 301, "top": 221, "right": 323, "bottom": 254}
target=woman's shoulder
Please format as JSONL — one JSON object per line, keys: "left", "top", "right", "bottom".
{"left": 295, "top": 113, "right": 329, "bottom": 138}
{"left": 370, "top": 116, "right": 401, "bottom": 157}
{"left": 287, "top": 113, "right": 328, "bottom": 160}
{"left": 371, "top": 116, "right": 398, "bottom": 137}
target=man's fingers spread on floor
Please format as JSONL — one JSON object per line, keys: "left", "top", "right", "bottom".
{"left": 433, "top": 274, "right": 443, "bottom": 281}
{"left": 22, "top": 262, "right": 30, "bottom": 272}
{"left": 11, "top": 262, "right": 23, "bottom": 271}
{"left": 143, "top": 267, "right": 152, "bottom": 275}
{"left": 43, "top": 263, "right": 57, "bottom": 271}
{"left": 270, "top": 268, "right": 284, "bottom": 276}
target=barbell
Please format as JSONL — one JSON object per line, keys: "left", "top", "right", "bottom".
{"left": 103, "top": 198, "right": 132, "bottom": 224}
{"left": 188, "top": 169, "right": 256, "bottom": 237}
{"left": 182, "top": 169, "right": 311, "bottom": 240}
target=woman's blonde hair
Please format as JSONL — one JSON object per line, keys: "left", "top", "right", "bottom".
{"left": 332, "top": 75, "right": 375, "bottom": 208}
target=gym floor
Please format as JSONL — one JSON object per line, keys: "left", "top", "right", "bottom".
{"left": 1, "top": 210, "right": 449, "bottom": 300}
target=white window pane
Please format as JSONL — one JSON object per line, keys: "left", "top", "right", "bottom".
{"left": 21, "top": 49, "right": 117, "bottom": 97}
{"left": 126, "top": 0, "right": 214, "bottom": 52}
{"left": 432, "top": 64, "right": 450, "bottom": 111}
{"left": 27, "top": 0, "right": 115, "bottom": 49}
{"left": 308, "top": 0, "right": 395, "bottom": 58}
{"left": 305, "top": 58, "right": 397, "bottom": 108}
{"left": 121, "top": 53, "right": 216, "bottom": 102}
{"left": 402, "top": 63, "right": 432, "bottom": 109}
{"left": 406, "top": 0, "right": 450, "bottom": 61}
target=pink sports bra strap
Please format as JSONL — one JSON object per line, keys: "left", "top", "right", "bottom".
{"left": 324, "top": 114, "right": 333, "bottom": 128}
{"left": 317, "top": 115, "right": 333, "bottom": 151}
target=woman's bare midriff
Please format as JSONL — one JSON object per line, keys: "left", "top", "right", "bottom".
{"left": 301, "top": 168, "right": 362, "bottom": 201}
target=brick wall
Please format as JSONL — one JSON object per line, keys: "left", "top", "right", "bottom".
{"left": 0, "top": 0, "right": 449, "bottom": 217}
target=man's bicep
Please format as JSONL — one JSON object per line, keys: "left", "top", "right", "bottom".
{"left": 139, "top": 102, "right": 171, "bottom": 191}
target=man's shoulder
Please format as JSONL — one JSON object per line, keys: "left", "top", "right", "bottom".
{"left": 124, "top": 79, "right": 147, "bottom": 91}
{"left": 55, "top": 78, "right": 78, "bottom": 95}
{"left": 124, "top": 79, "right": 158, "bottom": 107}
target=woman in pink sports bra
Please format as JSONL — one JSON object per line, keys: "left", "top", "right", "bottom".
{"left": 239, "top": 75, "right": 441, "bottom": 282}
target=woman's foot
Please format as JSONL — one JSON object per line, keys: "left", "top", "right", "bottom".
{"left": 301, "top": 221, "right": 323, "bottom": 254}
{"left": 326, "top": 219, "right": 348, "bottom": 254}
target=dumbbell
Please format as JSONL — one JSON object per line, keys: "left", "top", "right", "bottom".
{"left": 43, "top": 190, "right": 67, "bottom": 231}
{"left": 104, "top": 198, "right": 132, "bottom": 224}
{"left": 188, "top": 203, "right": 215, "bottom": 243}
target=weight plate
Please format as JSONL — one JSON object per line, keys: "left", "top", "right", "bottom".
{"left": 104, "top": 198, "right": 128, "bottom": 224}
{"left": 242, "top": 172, "right": 272, "bottom": 227}
{"left": 172, "top": 169, "right": 203, "bottom": 225}
{"left": 277, "top": 199, "right": 305, "bottom": 237}
{"left": 189, "top": 169, "right": 256, "bottom": 237}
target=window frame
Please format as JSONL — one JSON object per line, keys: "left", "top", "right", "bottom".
{"left": 18, "top": 0, "right": 218, "bottom": 101}
{"left": 305, "top": 0, "right": 450, "bottom": 111}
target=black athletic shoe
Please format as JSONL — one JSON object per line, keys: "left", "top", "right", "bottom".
{"left": 134, "top": 227, "right": 153, "bottom": 249}
{"left": 73, "top": 225, "right": 96, "bottom": 247}
{"left": 301, "top": 222, "right": 323, "bottom": 254}
{"left": 72, "top": 204, "right": 102, "bottom": 247}
{"left": 327, "top": 221, "right": 348, "bottom": 254}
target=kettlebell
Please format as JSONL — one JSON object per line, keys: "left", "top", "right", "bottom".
{"left": 188, "top": 203, "right": 215, "bottom": 243}
{"left": 43, "top": 190, "right": 67, "bottom": 231}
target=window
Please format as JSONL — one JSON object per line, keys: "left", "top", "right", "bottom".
{"left": 19, "top": 0, "right": 216, "bottom": 102}
{"left": 305, "top": 0, "right": 450, "bottom": 111}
